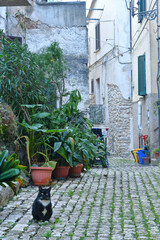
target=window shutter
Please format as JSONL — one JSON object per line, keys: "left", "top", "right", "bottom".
{"left": 138, "top": 0, "right": 145, "bottom": 23}
{"left": 95, "top": 23, "right": 100, "bottom": 50}
{"left": 91, "top": 79, "right": 94, "bottom": 94}
{"left": 97, "top": 23, "right": 100, "bottom": 49}
{"left": 95, "top": 25, "right": 97, "bottom": 50}
{"left": 138, "top": 54, "right": 146, "bottom": 96}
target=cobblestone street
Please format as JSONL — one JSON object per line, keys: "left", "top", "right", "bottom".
{"left": 1, "top": 158, "right": 160, "bottom": 240}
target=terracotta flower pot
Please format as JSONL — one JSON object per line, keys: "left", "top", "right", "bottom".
{"left": 155, "top": 152, "right": 159, "bottom": 159}
{"left": 142, "top": 157, "right": 150, "bottom": 164}
{"left": 69, "top": 164, "right": 83, "bottom": 178}
{"left": 30, "top": 166, "right": 53, "bottom": 186}
{"left": 53, "top": 166, "right": 70, "bottom": 180}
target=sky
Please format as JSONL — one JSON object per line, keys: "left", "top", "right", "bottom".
{"left": 85, "top": 0, "right": 92, "bottom": 9}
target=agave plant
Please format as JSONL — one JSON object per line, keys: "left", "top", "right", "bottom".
{"left": 0, "top": 150, "right": 26, "bottom": 193}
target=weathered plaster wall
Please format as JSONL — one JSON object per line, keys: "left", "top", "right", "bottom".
{"left": 6, "top": 1, "right": 88, "bottom": 110}
{"left": 108, "top": 84, "right": 132, "bottom": 157}
{"left": 0, "top": 7, "right": 6, "bottom": 32}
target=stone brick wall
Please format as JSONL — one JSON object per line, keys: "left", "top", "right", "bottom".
{"left": 108, "top": 84, "right": 132, "bottom": 158}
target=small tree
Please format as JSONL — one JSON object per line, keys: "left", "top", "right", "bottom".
{"left": 39, "top": 42, "right": 68, "bottom": 107}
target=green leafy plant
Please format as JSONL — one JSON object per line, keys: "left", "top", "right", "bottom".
{"left": 42, "top": 230, "right": 52, "bottom": 239}
{"left": 151, "top": 147, "right": 159, "bottom": 158}
{"left": 15, "top": 90, "right": 106, "bottom": 171}
{"left": 39, "top": 42, "right": 68, "bottom": 107}
{"left": 18, "top": 104, "right": 65, "bottom": 168}
{"left": 0, "top": 32, "right": 45, "bottom": 122}
{"left": 67, "top": 190, "right": 74, "bottom": 197}
{"left": 0, "top": 150, "right": 26, "bottom": 193}
{"left": 45, "top": 129, "right": 75, "bottom": 167}
{"left": 0, "top": 31, "right": 67, "bottom": 123}
{"left": 46, "top": 90, "right": 104, "bottom": 168}
{"left": 69, "top": 126, "right": 99, "bottom": 167}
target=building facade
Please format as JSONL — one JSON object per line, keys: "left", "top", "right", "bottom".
{"left": 87, "top": 0, "right": 132, "bottom": 157}
{"left": 131, "top": 0, "right": 158, "bottom": 151}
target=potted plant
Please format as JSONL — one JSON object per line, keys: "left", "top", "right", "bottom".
{"left": 18, "top": 105, "right": 66, "bottom": 185}
{"left": 47, "top": 131, "right": 75, "bottom": 179}
{"left": 68, "top": 125, "right": 101, "bottom": 177}
{"left": 18, "top": 133, "right": 57, "bottom": 186}
{"left": 142, "top": 151, "right": 150, "bottom": 164}
{"left": 69, "top": 162, "right": 83, "bottom": 178}
{"left": 152, "top": 147, "right": 159, "bottom": 159}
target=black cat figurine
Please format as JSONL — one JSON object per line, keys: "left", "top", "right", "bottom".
{"left": 32, "top": 186, "right": 52, "bottom": 221}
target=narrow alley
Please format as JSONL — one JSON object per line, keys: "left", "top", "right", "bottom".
{"left": 1, "top": 158, "right": 160, "bottom": 240}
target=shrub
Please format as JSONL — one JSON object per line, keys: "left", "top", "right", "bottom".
{"left": 0, "top": 31, "right": 67, "bottom": 123}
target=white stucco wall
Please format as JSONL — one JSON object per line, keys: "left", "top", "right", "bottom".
{"left": 88, "top": 0, "right": 131, "bottom": 101}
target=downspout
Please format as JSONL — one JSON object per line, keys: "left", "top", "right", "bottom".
{"left": 129, "top": 1, "right": 132, "bottom": 52}
{"left": 130, "top": 0, "right": 133, "bottom": 99}
{"left": 118, "top": 0, "right": 132, "bottom": 98}
{"left": 156, "top": 0, "right": 160, "bottom": 98}
{"left": 156, "top": 0, "right": 160, "bottom": 163}
{"left": 118, "top": 0, "right": 132, "bottom": 64}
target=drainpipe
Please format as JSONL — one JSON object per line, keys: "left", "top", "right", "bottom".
{"left": 129, "top": 0, "right": 133, "bottom": 99}
{"left": 118, "top": 0, "right": 132, "bottom": 98}
{"left": 156, "top": 0, "right": 160, "bottom": 163}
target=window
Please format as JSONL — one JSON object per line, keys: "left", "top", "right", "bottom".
{"left": 138, "top": 54, "right": 146, "bottom": 96}
{"left": 95, "top": 23, "right": 100, "bottom": 50}
{"left": 7, "top": 36, "right": 22, "bottom": 44}
{"left": 91, "top": 79, "right": 94, "bottom": 94}
{"left": 138, "top": 0, "right": 146, "bottom": 23}
{"left": 96, "top": 78, "right": 101, "bottom": 104}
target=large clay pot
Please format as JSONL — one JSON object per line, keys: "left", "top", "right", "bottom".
{"left": 30, "top": 166, "right": 53, "bottom": 186}
{"left": 69, "top": 164, "right": 83, "bottom": 178}
{"left": 53, "top": 166, "right": 70, "bottom": 180}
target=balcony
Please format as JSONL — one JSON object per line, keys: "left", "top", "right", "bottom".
{"left": 89, "top": 105, "right": 104, "bottom": 124}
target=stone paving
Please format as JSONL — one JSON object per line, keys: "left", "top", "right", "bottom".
{"left": 1, "top": 158, "right": 160, "bottom": 239}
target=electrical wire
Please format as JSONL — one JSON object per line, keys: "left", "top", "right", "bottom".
{"left": 89, "top": 48, "right": 131, "bottom": 70}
